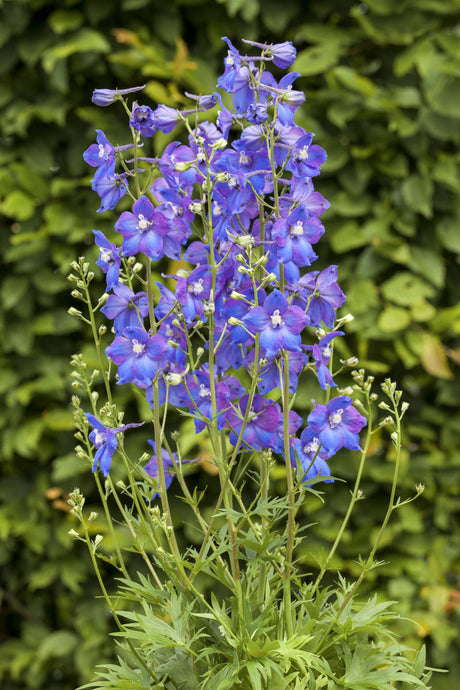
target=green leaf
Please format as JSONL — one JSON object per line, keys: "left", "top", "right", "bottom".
{"left": 409, "top": 246, "right": 445, "bottom": 288}
{"left": 331, "top": 66, "right": 377, "bottom": 97}
{"left": 2, "top": 190, "right": 35, "bottom": 220}
{"left": 381, "top": 272, "right": 435, "bottom": 306}
{"left": 37, "top": 631, "right": 78, "bottom": 660}
{"left": 378, "top": 306, "right": 411, "bottom": 332}
{"left": 436, "top": 216, "right": 460, "bottom": 253}
{"left": 48, "top": 9, "right": 84, "bottom": 34}
{"left": 421, "top": 333, "right": 453, "bottom": 379}
{"left": 296, "top": 45, "right": 342, "bottom": 76}
{"left": 41, "top": 29, "right": 111, "bottom": 72}
{"left": 400, "top": 174, "right": 433, "bottom": 217}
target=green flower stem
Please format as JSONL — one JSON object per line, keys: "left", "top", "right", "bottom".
{"left": 93, "top": 473, "right": 130, "bottom": 581}
{"left": 310, "top": 390, "right": 372, "bottom": 597}
{"left": 317, "top": 389, "right": 404, "bottom": 657}
{"left": 145, "top": 256, "right": 187, "bottom": 586}
{"left": 81, "top": 270, "right": 113, "bottom": 406}
{"left": 81, "top": 518, "right": 157, "bottom": 683}
{"left": 106, "top": 475, "right": 164, "bottom": 591}
{"left": 282, "top": 348, "right": 295, "bottom": 638}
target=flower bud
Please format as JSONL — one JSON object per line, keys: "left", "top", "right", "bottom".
{"left": 228, "top": 317, "right": 243, "bottom": 326}
{"left": 175, "top": 161, "right": 192, "bottom": 172}
{"left": 189, "top": 201, "right": 203, "bottom": 214}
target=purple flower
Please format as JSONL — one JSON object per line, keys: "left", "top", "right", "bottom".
{"left": 115, "top": 196, "right": 169, "bottom": 259}
{"left": 288, "top": 133, "right": 327, "bottom": 178}
{"left": 242, "top": 39, "right": 297, "bottom": 69}
{"left": 293, "top": 266, "right": 346, "bottom": 328}
{"left": 85, "top": 413, "right": 144, "bottom": 476}
{"left": 93, "top": 230, "right": 121, "bottom": 290}
{"left": 83, "top": 130, "right": 116, "bottom": 173}
{"left": 290, "top": 428, "right": 333, "bottom": 485}
{"left": 153, "top": 105, "right": 180, "bottom": 133}
{"left": 101, "top": 284, "right": 149, "bottom": 333}
{"left": 243, "top": 289, "right": 308, "bottom": 357}
{"left": 305, "top": 331, "right": 344, "bottom": 390}
{"left": 106, "top": 327, "right": 169, "bottom": 386}
{"left": 144, "top": 441, "right": 195, "bottom": 499}
{"left": 307, "top": 396, "right": 367, "bottom": 456}
{"left": 91, "top": 165, "right": 128, "bottom": 213}
{"left": 91, "top": 85, "right": 146, "bottom": 107}
{"left": 130, "top": 104, "right": 157, "bottom": 136}
{"left": 225, "top": 394, "right": 283, "bottom": 452}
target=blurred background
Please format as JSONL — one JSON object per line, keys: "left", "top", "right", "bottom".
{"left": 1, "top": 0, "right": 460, "bottom": 688}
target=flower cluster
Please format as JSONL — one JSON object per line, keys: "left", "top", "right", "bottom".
{"left": 83, "top": 38, "right": 366, "bottom": 488}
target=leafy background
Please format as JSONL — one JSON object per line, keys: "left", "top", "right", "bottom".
{"left": 1, "top": 0, "right": 460, "bottom": 688}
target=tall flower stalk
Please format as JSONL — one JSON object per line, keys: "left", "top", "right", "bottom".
{"left": 68, "top": 38, "right": 432, "bottom": 690}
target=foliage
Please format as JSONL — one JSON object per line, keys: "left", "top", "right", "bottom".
{"left": 0, "top": 0, "right": 459, "bottom": 688}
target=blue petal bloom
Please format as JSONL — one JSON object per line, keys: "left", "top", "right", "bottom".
{"left": 290, "top": 428, "right": 333, "bottom": 485}
{"left": 307, "top": 396, "right": 367, "bottom": 456}
{"left": 85, "top": 413, "right": 144, "bottom": 476}
{"left": 144, "top": 442, "right": 196, "bottom": 499}
{"left": 91, "top": 85, "right": 145, "bottom": 107}
{"left": 106, "top": 327, "right": 169, "bottom": 386}
{"left": 243, "top": 289, "right": 308, "bottom": 357}
{"left": 101, "top": 284, "right": 149, "bottom": 333}
{"left": 93, "top": 230, "right": 121, "bottom": 290}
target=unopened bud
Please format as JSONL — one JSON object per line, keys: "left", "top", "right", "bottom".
{"left": 212, "top": 137, "right": 227, "bottom": 150}
{"left": 416, "top": 483, "right": 425, "bottom": 494}
{"left": 346, "top": 356, "right": 359, "bottom": 367}
{"left": 189, "top": 201, "right": 203, "bottom": 214}
{"left": 228, "top": 317, "right": 243, "bottom": 326}
{"left": 174, "top": 161, "right": 191, "bottom": 172}
{"left": 88, "top": 511, "right": 98, "bottom": 522}
{"left": 68, "top": 529, "right": 80, "bottom": 538}
{"left": 98, "top": 324, "right": 107, "bottom": 336}
{"left": 68, "top": 307, "right": 82, "bottom": 317}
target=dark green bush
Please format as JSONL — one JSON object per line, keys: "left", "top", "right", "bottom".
{"left": 1, "top": 1, "right": 459, "bottom": 688}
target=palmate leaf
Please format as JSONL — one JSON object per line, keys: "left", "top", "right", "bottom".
{"left": 340, "top": 640, "right": 427, "bottom": 689}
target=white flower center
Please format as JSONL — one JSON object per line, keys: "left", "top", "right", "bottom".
{"left": 239, "top": 151, "right": 250, "bottom": 165}
{"left": 328, "top": 409, "right": 343, "bottom": 428}
{"left": 196, "top": 147, "right": 206, "bottom": 163}
{"left": 199, "top": 383, "right": 211, "bottom": 398}
{"left": 322, "top": 345, "right": 332, "bottom": 358}
{"left": 165, "top": 324, "right": 173, "bottom": 337}
{"left": 137, "top": 213, "right": 150, "bottom": 232}
{"left": 226, "top": 55, "right": 235, "bottom": 67}
{"left": 304, "top": 437, "right": 320, "bottom": 455}
{"left": 100, "top": 249, "right": 112, "bottom": 262}
{"left": 98, "top": 144, "right": 106, "bottom": 158}
{"left": 188, "top": 278, "right": 204, "bottom": 295}
{"left": 131, "top": 339, "right": 145, "bottom": 355}
{"left": 298, "top": 145, "right": 309, "bottom": 160}
{"left": 227, "top": 175, "right": 238, "bottom": 188}
{"left": 291, "top": 220, "right": 304, "bottom": 236}
{"left": 94, "top": 430, "right": 105, "bottom": 446}
{"left": 213, "top": 202, "right": 223, "bottom": 216}
{"left": 270, "top": 309, "right": 283, "bottom": 328}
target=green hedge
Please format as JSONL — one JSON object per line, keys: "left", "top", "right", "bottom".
{"left": 1, "top": 0, "right": 460, "bottom": 688}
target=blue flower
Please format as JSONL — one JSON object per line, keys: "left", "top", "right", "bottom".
{"left": 290, "top": 428, "right": 333, "bottom": 485}
{"left": 101, "top": 284, "right": 149, "bottom": 333}
{"left": 93, "top": 230, "right": 121, "bottom": 291}
{"left": 115, "top": 196, "right": 169, "bottom": 260}
{"left": 143, "top": 442, "right": 196, "bottom": 499}
{"left": 307, "top": 396, "right": 367, "bottom": 456}
{"left": 85, "top": 413, "right": 143, "bottom": 476}
{"left": 243, "top": 289, "right": 308, "bottom": 357}
{"left": 130, "top": 104, "right": 157, "bottom": 137}
{"left": 91, "top": 84, "right": 146, "bottom": 107}
{"left": 105, "top": 327, "right": 169, "bottom": 386}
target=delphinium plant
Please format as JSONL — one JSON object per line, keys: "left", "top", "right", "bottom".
{"left": 68, "top": 38, "right": 433, "bottom": 690}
